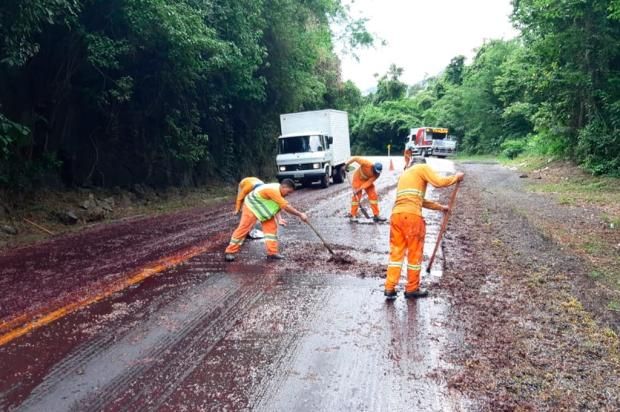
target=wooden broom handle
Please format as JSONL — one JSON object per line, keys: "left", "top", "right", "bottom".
{"left": 427, "top": 180, "right": 461, "bottom": 272}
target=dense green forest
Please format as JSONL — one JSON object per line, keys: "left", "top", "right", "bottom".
{"left": 0, "top": 0, "right": 371, "bottom": 190}
{"left": 349, "top": 0, "right": 620, "bottom": 176}
{"left": 1, "top": 1, "right": 619, "bottom": 193}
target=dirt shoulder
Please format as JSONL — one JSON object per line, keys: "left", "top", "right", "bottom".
{"left": 0, "top": 185, "right": 233, "bottom": 251}
{"left": 440, "top": 161, "right": 620, "bottom": 410}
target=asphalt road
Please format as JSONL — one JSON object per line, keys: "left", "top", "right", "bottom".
{"left": 0, "top": 157, "right": 469, "bottom": 411}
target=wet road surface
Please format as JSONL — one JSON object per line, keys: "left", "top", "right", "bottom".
{"left": 0, "top": 157, "right": 469, "bottom": 411}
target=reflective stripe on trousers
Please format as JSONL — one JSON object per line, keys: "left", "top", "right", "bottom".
{"left": 225, "top": 204, "right": 279, "bottom": 255}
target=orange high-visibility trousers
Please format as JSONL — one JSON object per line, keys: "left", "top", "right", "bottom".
{"left": 350, "top": 174, "right": 380, "bottom": 217}
{"left": 384, "top": 213, "right": 426, "bottom": 292}
{"left": 225, "top": 204, "right": 279, "bottom": 256}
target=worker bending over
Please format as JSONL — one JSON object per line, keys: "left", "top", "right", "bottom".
{"left": 235, "top": 177, "right": 288, "bottom": 229}
{"left": 234, "top": 177, "right": 264, "bottom": 214}
{"left": 345, "top": 156, "right": 387, "bottom": 222}
{"left": 225, "top": 179, "right": 307, "bottom": 261}
{"left": 384, "top": 156, "right": 464, "bottom": 299}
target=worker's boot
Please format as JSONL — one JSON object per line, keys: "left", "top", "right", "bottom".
{"left": 404, "top": 288, "right": 429, "bottom": 299}
{"left": 225, "top": 254, "right": 236, "bottom": 262}
{"left": 347, "top": 213, "right": 358, "bottom": 223}
{"left": 373, "top": 215, "right": 387, "bottom": 223}
{"left": 384, "top": 289, "right": 398, "bottom": 300}
{"left": 266, "top": 253, "right": 285, "bottom": 260}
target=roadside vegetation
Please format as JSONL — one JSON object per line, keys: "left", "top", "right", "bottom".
{"left": 347, "top": 1, "right": 619, "bottom": 178}
{"left": 0, "top": 0, "right": 372, "bottom": 192}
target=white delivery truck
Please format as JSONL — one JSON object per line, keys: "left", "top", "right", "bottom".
{"left": 276, "top": 109, "right": 351, "bottom": 188}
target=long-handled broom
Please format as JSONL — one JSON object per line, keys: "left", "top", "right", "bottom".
{"left": 426, "top": 181, "right": 461, "bottom": 273}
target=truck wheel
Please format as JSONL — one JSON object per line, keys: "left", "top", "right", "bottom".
{"left": 320, "top": 172, "right": 330, "bottom": 188}
{"left": 333, "top": 166, "right": 345, "bottom": 184}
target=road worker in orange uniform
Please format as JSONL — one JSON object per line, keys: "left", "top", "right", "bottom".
{"left": 384, "top": 157, "right": 464, "bottom": 299}
{"left": 234, "top": 177, "right": 264, "bottom": 214}
{"left": 235, "top": 177, "right": 288, "bottom": 230}
{"left": 225, "top": 179, "right": 307, "bottom": 261}
{"left": 234, "top": 177, "right": 267, "bottom": 239}
{"left": 345, "top": 156, "right": 387, "bottom": 222}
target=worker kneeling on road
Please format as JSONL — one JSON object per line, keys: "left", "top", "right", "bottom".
{"left": 225, "top": 179, "right": 307, "bottom": 261}
{"left": 345, "top": 156, "right": 387, "bottom": 222}
{"left": 384, "top": 156, "right": 464, "bottom": 299}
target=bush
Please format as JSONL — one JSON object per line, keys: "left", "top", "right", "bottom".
{"left": 500, "top": 139, "right": 527, "bottom": 159}
{"left": 527, "top": 131, "right": 570, "bottom": 157}
{"left": 577, "top": 120, "right": 620, "bottom": 176}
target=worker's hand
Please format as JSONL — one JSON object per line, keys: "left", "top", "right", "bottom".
{"left": 299, "top": 212, "right": 308, "bottom": 223}
{"left": 456, "top": 172, "right": 465, "bottom": 182}
{"left": 354, "top": 189, "right": 362, "bottom": 197}
{"left": 278, "top": 217, "right": 288, "bottom": 226}
{"left": 232, "top": 211, "right": 239, "bottom": 216}
{"left": 441, "top": 205, "right": 450, "bottom": 212}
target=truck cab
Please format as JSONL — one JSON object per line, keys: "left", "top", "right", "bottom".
{"left": 406, "top": 127, "right": 457, "bottom": 158}
{"left": 276, "top": 110, "right": 350, "bottom": 188}
{"left": 276, "top": 132, "right": 334, "bottom": 187}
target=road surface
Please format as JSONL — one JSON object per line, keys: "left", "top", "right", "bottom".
{"left": 0, "top": 157, "right": 470, "bottom": 411}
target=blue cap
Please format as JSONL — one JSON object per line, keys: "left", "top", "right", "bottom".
{"left": 373, "top": 162, "right": 383, "bottom": 174}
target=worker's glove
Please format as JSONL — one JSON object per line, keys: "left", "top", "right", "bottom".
{"left": 346, "top": 165, "right": 356, "bottom": 172}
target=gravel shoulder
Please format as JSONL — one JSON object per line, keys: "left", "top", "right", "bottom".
{"left": 439, "top": 161, "right": 620, "bottom": 410}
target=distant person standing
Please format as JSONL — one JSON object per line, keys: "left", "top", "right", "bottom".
{"left": 344, "top": 156, "right": 387, "bottom": 222}
{"left": 384, "top": 156, "right": 464, "bottom": 299}
{"left": 225, "top": 179, "right": 307, "bottom": 261}
{"left": 403, "top": 143, "right": 414, "bottom": 170}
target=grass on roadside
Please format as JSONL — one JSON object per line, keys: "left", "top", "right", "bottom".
{"left": 454, "top": 153, "right": 500, "bottom": 163}
{"left": 503, "top": 154, "right": 620, "bottom": 297}
{"left": 499, "top": 154, "right": 620, "bottom": 212}
{"left": 526, "top": 179, "right": 620, "bottom": 209}
{"left": 501, "top": 155, "right": 552, "bottom": 172}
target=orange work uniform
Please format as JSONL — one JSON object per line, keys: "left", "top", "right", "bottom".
{"left": 403, "top": 147, "right": 413, "bottom": 170}
{"left": 349, "top": 156, "right": 380, "bottom": 217}
{"left": 225, "top": 183, "right": 289, "bottom": 256}
{"left": 385, "top": 164, "right": 459, "bottom": 293}
{"left": 234, "top": 177, "right": 264, "bottom": 214}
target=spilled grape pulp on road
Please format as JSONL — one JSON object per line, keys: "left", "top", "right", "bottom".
{"left": 0, "top": 157, "right": 618, "bottom": 411}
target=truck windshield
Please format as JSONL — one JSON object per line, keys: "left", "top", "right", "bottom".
{"left": 429, "top": 131, "right": 448, "bottom": 140}
{"left": 279, "top": 135, "right": 323, "bottom": 154}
